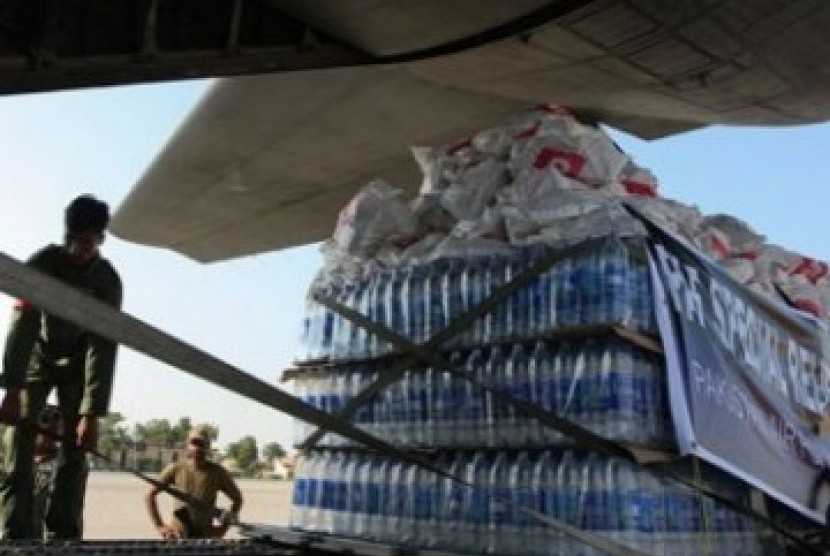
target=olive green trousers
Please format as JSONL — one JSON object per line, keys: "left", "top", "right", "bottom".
{"left": 0, "top": 377, "right": 88, "bottom": 539}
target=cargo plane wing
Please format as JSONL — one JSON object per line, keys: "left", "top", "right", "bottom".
{"left": 1, "top": 1, "right": 829, "bottom": 260}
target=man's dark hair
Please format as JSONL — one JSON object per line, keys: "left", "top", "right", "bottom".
{"left": 65, "top": 195, "right": 110, "bottom": 235}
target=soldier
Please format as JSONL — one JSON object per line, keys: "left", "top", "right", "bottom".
{"left": 146, "top": 425, "right": 243, "bottom": 539}
{"left": 0, "top": 195, "right": 123, "bottom": 539}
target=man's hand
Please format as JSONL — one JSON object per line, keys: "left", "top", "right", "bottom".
{"left": 156, "top": 523, "right": 180, "bottom": 539}
{"left": 210, "top": 524, "right": 230, "bottom": 539}
{"left": 0, "top": 389, "right": 21, "bottom": 425}
{"left": 76, "top": 414, "right": 98, "bottom": 451}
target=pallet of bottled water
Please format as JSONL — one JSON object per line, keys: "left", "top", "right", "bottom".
{"left": 290, "top": 448, "right": 766, "bottom": 556}
{"left": 297, "top": 236, "right": 655, "bottom": 363}
{"left": 292, "top": 337, "right": 673, "bottom": 450}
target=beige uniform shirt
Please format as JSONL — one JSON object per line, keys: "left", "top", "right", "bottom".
{"left": 159, "top": 459, "right": 239, "bottom": 537}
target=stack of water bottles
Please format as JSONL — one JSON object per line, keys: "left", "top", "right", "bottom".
{"left": 290, "top": 449, "right": 761, "bottom": 556}
{"left": 288, "top": 235, "right": 763, "bottom": 555}
{"left": 298, "top": 236, "right": 654, "bottom": 362}
{"left": 292, "top": 337, "right": 672, "bottom": 450}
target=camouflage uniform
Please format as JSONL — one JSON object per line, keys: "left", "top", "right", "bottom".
{"left": 0, "top": 244, "right": 122, "bottom": 539}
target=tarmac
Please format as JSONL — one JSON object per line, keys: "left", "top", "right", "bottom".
{"left": 83, "top": 471, "right": 292, "bottom": 539}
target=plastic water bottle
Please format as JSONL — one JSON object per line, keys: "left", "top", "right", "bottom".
{"left": 290, "top": 453, "right": 309, "bottom": 530}
{"left": 397, "top": 265, "right": 413, "bottom": 343}
{"left": 556, "top": 450, "right": 580, "bottom": 556}
{"left": 402, "top": 368, "right": 426, "bottom": 446}
{"left": 443, "top": 259, "right": 465, "bottom": 347}
{"left": 506, "top": 254, "right": 529, "bottom": 340}
{"left": 509, "top": 343, "right": 536, "bottom": 445}
{"left": 613, "top": 460, "right": 643, "bottom": 552}
{"left": 320, "top": 451, "right": 342, "bottom": 533}
{"left": 383, "top": 267, "right": 402, "bottom": 338}
{"left": 436, "top": 353, "right": 462, "bottom": 447}
{"left": 382, "top": 460, "right": 406, "bottom": 542}
{"left": 486, "top": 256, "right": 508, "bottom": 342}
{"left": 580, "top": 452, "right": 604, "bottom": 537}
{"left": 640, "top": 471, "right": 664, "bottom": 556}
{"left": 359, "top": 274, "right": 383, "bottom": 358}
{"left": 552, "top": 341, "right": 576, "bottom": 432}
{"left": 630, "top": 349, "right": 657, "bottom": 446}
{"left": 407, "top": 265, "right": 428, "bottom": 347}
{"left": 529, "top": 451, "right": 555, "bottom": 556}
{"left": 525, "top": 342, "right": 544, "bottom": 446}
{"left": 553, "top": 257, "right": 580, "bottom": 328}
{"left": 524, "top": 245, "right": 551, "bottom": 338}
{"left": 425, "top": 260, "right": 449, "bottom": 342}
{"left": 371, "top": 269, "right": 392, "bottom": 357}
{"left": 297, "top": 298, "right": 314, "bottom": 362}
{"left": 303, "top": 451, "right": 325, "bottom": 532}
{"left": 333, "top": 452, "right": 355, "bottom": 535}
{"left": 466, "top": 257, "right": 490, "bottom": 345}
{"left": 577, "top": 247, "right": 601, "bottom": 328}
{"left": 664, "top": 482, "right": 696, "bottom": 556}
{"left": 351, "top": 453, "right": 371, "bottom": 538}
{"left": 329, "top": 371, "right": 350, "bottom": 447}
{"left": 366, "top": 457, "right": 387, "bottom": 541}
{"left": 402, "top": 461, "right": 433, "bottom": 547}
{"left": 598, "top": 340, "right": 629, "bottom": 442}
{"left": 531, "top": 342, "right": 558, "bottom": 444}
{"left": 498, "top": 345, "right": 521, "bottom": 446}
{"left": 598, "top": 235, "right": 631, "bottom": 326}
{"left": 459, "top": 451, "right": 489, "bottom": 554}
{"left": 438, "top": 452, "right": 467, "bottom": 551}
{"left": 505, "top": 451, "right": 535, "bottom": 555}
{"left": 486, "top": 451, "right": 512, "bottom": 555}
{"left": 331, "top": 283, "right": 355, "bottom": 360}
{"left": 564, "top": 340, "right": 592, "bottom": 430}
{"left": 634, "top": 262, "right": 656, "bottom": 333}
{"left": 292, "top": 377, "right": 309, "bottom": 448}
{"left": 385, "top": 376, "right": 408, "bottom": 446}
{"left": 351, "top": 366, "right": 375, "bottom": 437}
{"left": 483, "top": 347, "right": 507, "bottom": 448}
{"left": 458, "top": 349, "right": 485, "bottom": 448}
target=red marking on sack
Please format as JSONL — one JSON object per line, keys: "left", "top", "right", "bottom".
{"left": 794, "top": 298, "right": 823, "bottom": 318}
{"left": 789, "top": 258, "right": 828, "bottom": 284}
{"left": 13, "top": 299, "right": 32, "bottom": 311}
{"left": 709, "top": 233, "right": 731, "bottom": 260}
{"left": 536, "top": 103, "right": 571, "bottom": 116}
{"left": 515, "top": 122, "right": 540, "bottom": 140}
{"left": 447, "top": 138, "right": 472, "bottom": 156}
{"left": 621, "top": 179, "right": 657, "bottom": 197}
{"left": 533, "top": 147, "right": 586, "bottom": 177}
{"left": 733, "top": 251, "right": 758, "bottom": 261}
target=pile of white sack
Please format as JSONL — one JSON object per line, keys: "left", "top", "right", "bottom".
{"left": 319, "top": 103, "right": 830, "bottom": 322}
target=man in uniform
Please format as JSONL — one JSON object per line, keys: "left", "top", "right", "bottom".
{"left": 146, "top": 425, "right": 243, "bottom": 539}
{"left": 0, "top": 195, "right": 123, "bottom": 539}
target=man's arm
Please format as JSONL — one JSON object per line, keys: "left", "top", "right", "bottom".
{"left": 79, "top": 264, "right": 122, "bottom": 416}
{"left": 213, "top": 470, "right": 244, "bottom": 538}
{"left": 77, "top": 264, "right": 122, "bottom": 448}
{"left": 146, "top": 464, "right": 180, "bottom": 539}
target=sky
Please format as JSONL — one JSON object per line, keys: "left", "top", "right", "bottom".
{"left": 0, "top": 80, "right": 829, "bottom": 453}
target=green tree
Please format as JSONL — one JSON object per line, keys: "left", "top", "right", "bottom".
{"left": 99, "top": 412, "right": 131, "bottom": 453}
{"left": 225, "top": 436, "right": 258, "bottom": 474}
{"left": 133, "top": 418, "right": 174, "bottom": 447}
{"left": 262, "top": 442, "right": 285, "bottom": 461}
